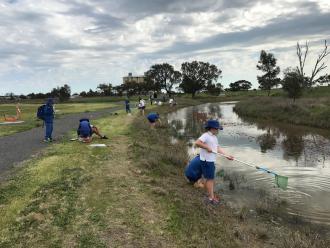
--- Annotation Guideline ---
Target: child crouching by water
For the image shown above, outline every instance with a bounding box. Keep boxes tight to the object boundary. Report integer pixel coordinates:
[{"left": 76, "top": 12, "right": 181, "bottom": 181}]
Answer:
[
  {"left": 185, "top": 154, "right": 205, "bottom": 188},
  {"left": 147, "top": 112, "right": 161, "bottom": 128},
  {"left": 188, "top": 120, "right": 233, "bottom": 205}
]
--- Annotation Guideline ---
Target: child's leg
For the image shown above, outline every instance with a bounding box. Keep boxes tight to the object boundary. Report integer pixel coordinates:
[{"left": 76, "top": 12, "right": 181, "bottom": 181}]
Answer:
[
  {"left": 92, "top": 126, "right": 103, "bottom": 138},
  {"left": 205, "top": 179, "right": 215, "bottom": 199},
  {"left": 45, "top": 122, "right": 53, "bottom": 140},
  {"left": 194, "top": 178, "right": 205, "bottom": 188},
  {"left": 201, "top": 161, "right": 216, "bottom": 200}
]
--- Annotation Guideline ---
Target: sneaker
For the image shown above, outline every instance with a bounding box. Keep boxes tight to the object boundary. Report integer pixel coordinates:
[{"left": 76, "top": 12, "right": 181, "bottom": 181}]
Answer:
[
  {"left": 101, "top": 135, "right": 108, "bottom": 139},
  {"left": 205, "top": 197, "right": 222, "bottom": 206},
  {"left": 43, "top": 138, "right": 53, "bottom": 142}
]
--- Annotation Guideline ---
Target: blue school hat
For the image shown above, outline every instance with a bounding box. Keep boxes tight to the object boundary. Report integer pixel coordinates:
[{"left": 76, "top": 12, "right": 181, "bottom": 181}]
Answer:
[{"left": 204, "top": 120, "right": 223, "bottom": 130}]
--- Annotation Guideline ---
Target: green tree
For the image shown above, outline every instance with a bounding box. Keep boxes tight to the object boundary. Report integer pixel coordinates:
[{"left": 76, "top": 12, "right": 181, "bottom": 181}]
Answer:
[
  {"left": 180, "top": 61, "right": 222, "bottom": 97},
  {"left": 206, "top": 82, "right": 223, "bottom": 95},
  {"left": 122, "top": 81, "right": 141, "bottom": 96},
  {"left": 229, "top": 80, "right": 252, "bottom": 91},
  {"left": 145, "top": 63, "right": 181, "bottom": 96},
  {"left": 97, "top": 83, "right": 113, "bottom": 96},
  {"left": 113, "top": 85, "right": 124, "bottom": 96},
  {"left": 281, "top": 68, "right": 303, "bottom": 102},
  {"left": 256, "top": 50, "right": 281, "bottom": 96},
  {"left": 51, "top": 84, "right": 71, "bottom": 102}
]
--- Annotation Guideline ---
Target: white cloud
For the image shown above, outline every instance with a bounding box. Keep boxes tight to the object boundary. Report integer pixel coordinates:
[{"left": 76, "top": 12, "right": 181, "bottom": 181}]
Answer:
[{"left": 0, "top": 0, "right": 329, "bottom": 94}]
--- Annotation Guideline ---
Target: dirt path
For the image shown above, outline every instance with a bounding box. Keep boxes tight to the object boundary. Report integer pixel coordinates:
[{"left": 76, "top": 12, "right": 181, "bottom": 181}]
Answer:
[{"left": 0, "top": 105, "right": 122, "bottom": 176}]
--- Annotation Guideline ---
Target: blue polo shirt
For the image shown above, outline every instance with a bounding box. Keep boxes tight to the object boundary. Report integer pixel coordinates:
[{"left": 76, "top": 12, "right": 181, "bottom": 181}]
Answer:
[
  {"left": 77, "top": 119, "right": 92, "bottom": 137},
  {"left": 185, "top": 155, "right": 202, "bottom": 182},
  {"left": 147, "top": 113, "right": 159, "bottom": 123}
]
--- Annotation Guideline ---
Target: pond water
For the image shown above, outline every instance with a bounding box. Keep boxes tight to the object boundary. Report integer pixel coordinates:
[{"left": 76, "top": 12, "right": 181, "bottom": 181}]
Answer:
[{"left": 167, "top": 102, "right": 330, "bottom": 226}]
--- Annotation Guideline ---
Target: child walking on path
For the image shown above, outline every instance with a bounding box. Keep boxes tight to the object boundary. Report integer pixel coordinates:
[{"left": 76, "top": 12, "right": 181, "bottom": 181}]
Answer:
[{"left": 195, "top": 120, "right": 234, "bottom": 205}]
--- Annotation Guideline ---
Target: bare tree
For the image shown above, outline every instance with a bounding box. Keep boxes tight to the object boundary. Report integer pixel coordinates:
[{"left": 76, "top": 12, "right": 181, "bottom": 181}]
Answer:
[
  {"left": 296, "top": 40, "right": 330, "bottom": 87},
  {"left": 296, "top": 41, "right": 308, "bottom": 79}
]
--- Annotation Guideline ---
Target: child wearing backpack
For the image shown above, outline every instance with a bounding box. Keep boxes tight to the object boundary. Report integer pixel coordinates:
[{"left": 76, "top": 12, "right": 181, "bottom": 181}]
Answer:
[
  {"left": 39, "top": 98, "right": 55, "bottom": 142},
  {"left": 195, "top": 120, "right": 234, "bottom": 205}
]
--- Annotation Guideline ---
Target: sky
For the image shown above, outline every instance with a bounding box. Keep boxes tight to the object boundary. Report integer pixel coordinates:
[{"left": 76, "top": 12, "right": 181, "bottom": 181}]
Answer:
[{"left": 0, "top": 0, "right": 329, "bottom": 95}]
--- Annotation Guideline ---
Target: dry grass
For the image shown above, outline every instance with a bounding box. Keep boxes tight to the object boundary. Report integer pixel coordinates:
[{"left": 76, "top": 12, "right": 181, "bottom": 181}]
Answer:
[
  {"left": 0, "top": 101, "right": 329, "bottom": 247},
  {"left": 129, "top": 104, "right": 330, "bottom": 248},
  {"left": 234, "top": 96, "right": 330, "bottom": 129}
]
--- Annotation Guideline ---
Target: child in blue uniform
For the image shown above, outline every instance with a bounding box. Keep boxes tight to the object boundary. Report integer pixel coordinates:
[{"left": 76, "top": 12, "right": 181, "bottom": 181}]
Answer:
[
  {"left": 125, "top": 99, "right": 131, "bottom": 114},
  {"left": 77, "top": 118, "right": 108, "bottom": 143},
  {"left": 185, "top": 155, "right": 205, "bottom": 188},
  {"left": 43, "top": 98, "right": 55, "bottom": 142},
  {"left": 147, "top": 112, "right": 161, "bottom": 128},
  {"left": 195, "top": 120, "right": 234, "bottom": 205}
]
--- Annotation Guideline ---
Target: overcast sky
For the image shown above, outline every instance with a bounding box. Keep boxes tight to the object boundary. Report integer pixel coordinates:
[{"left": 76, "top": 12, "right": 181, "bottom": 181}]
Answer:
[{"left": 0, "top": 0, "right": 329, "bottom": 95}]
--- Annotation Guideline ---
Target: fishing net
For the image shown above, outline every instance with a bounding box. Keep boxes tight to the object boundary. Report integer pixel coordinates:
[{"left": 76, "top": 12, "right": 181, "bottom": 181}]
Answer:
[{"left": 275, "top": 175, "right": 288, "bottom": 190}]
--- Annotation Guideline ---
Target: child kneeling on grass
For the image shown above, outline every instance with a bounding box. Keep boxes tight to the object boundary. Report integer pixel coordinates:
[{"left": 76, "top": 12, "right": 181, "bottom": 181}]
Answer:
[
  {"left": 195, "top": 119, "right": 234, "bottom": 205},
  {"left": 77, "top": 118, "right": 108, "bottom": 143}
]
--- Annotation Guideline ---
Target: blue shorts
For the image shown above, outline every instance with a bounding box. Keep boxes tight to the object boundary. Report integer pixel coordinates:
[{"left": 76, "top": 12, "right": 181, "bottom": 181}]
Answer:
[
  {"left": 201, "top": 160, "right": 215, "bottom": 179},
  {"left": 147, "top": 117, "right": 157, "bottom": 123}
]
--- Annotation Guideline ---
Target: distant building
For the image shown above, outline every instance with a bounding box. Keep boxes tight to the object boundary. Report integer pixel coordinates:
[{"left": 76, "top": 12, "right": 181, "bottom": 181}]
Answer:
[{"left": 123, "top": 72, "right": 145, "bottom": 84}]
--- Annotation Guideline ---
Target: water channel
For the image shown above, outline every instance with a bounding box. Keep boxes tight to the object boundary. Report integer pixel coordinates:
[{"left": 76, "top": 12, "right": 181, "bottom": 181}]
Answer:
[{"left": 167, "top": 102, "right": 330, "bottom": 226}]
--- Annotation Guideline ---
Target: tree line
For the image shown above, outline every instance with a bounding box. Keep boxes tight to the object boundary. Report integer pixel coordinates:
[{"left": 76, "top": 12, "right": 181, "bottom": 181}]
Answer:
[
  {"left": 256, "top": 40, "right": 330, "bottom": 100},
  {"left": 5, "top": 40, "right": 329, "bottom": 101}
]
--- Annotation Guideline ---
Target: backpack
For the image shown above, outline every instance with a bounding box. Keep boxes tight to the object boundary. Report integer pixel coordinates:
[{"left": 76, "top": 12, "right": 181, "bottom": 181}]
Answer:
[
  {"left": 37, "top": 104, "right": 46, "bottom": 120},
  {"left": 77, "top": 119, "right": 92, "bottom": 136}
]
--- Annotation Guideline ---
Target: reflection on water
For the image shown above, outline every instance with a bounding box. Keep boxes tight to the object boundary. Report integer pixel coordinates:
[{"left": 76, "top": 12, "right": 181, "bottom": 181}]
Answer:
[
  {"left": 256, "top": 128, "right": 277, "bottom": 153},
  {"left": 168, "top": 102, "right": 330, "bottom": 226}
]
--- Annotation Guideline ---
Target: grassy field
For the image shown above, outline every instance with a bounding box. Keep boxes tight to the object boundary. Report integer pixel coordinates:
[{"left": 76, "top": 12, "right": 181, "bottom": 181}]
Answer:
[
  {"left": 68, "top": 96, "right": 140, "bottom": 103},
  {"left": 234, "top": 96, "right": 330, "bottom": 129},
  {"left": 0, "top": 103, "right": 118, "bottom": 137},
  {"left": 222, "top": 85, "right": 330, "bottom": 98},
  {"left": 0, "top": 102, "right": 329, "bottom": 247},
  {"left": 0, "top": 110, "right": 173, "bottom": 247}
]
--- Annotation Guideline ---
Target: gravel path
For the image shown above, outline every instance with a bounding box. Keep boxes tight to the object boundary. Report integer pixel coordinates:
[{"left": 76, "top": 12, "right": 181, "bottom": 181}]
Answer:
[{"left": 0, "top": 105, "right": 123, "bottom": 176}]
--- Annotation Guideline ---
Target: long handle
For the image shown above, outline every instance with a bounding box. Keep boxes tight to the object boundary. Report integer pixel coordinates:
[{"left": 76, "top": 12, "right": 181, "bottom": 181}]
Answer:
[{"left": 215, "top": 153, "right": 278, "bottom": 176}]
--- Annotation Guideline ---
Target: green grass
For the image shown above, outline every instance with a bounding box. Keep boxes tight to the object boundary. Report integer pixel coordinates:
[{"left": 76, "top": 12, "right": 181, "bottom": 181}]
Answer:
[
  {"left": 185, "top": 85, "right": 330, "bottom": 99},
  {"left": 0, "top": 101, "right": 329, "bottom": 247},
  {"left": 129, "top": 104, "right": 330, "bottom": 247},
  {"left": 234, "top": 96, "right": 330, "bottom": 129},
  {"left": 0, "top": 110, "right": 176, "bottom": 247},
  {"left": 0, "top": 103, "right": 117, "bottom": 137},
  {"left": 68, "top": 95, "right": 139, "bottom": 103}
]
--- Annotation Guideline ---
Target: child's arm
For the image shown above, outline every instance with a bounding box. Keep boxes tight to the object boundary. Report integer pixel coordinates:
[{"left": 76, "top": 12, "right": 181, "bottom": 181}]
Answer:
[
  {"left": 217, "top": 146, "right": 234, "bottom": 160},
  {"left": 195, "top": 139, "right": 213, "bottom": 153}
]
